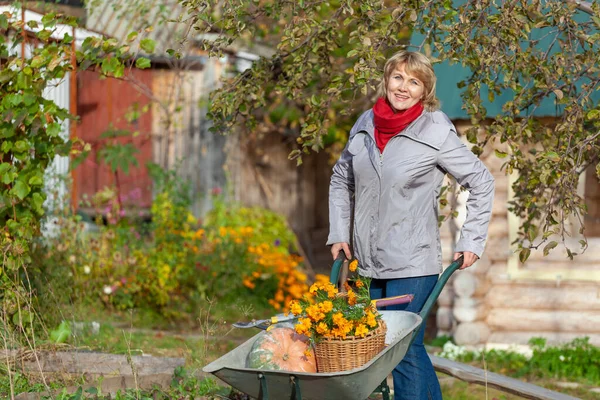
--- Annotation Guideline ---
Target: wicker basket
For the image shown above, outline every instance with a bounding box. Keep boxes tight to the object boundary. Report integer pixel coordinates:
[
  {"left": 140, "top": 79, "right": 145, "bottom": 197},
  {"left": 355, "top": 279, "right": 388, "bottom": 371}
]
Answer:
[{"left": 314, "top": 320, "right": 387, "bottom": 373}]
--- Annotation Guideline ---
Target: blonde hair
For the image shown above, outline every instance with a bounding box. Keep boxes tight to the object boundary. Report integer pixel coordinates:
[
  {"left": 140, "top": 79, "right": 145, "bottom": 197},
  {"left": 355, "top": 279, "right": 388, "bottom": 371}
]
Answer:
[{"left": 377, "top": 50, "right": 439, "bottom": 111}]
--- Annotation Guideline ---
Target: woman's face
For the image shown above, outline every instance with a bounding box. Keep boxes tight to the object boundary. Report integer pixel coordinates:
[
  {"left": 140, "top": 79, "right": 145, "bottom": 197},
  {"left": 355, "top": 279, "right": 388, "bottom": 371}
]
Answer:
[{"left": 386, "top": 63, "right": 425, "bottom": 112}]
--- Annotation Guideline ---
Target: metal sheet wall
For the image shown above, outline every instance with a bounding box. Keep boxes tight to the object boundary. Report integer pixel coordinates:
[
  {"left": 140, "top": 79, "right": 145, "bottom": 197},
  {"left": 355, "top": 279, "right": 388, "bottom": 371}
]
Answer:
[{"left": 43, "top": 74, "right": 71, "bottom": 211}]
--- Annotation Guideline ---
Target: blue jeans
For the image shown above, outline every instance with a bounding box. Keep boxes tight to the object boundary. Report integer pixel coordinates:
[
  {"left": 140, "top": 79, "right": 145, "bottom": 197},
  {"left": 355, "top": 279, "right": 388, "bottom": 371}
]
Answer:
[{"left": 370, "top": 275, "right": 442, "bottom": 400}]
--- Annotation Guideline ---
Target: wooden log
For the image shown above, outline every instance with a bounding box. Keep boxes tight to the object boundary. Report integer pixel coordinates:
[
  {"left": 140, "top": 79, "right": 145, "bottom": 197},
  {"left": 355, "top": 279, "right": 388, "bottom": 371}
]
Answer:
[
  {"left": 468, "top": 252, "right": 492, "bottom": 276},
  {"left": 487, "top": 217, "right": 508, "bottom": 238},
  {"left": 437, "top": 286, "right": 454, "bottom": 307},
  {"left": 488, "top": 331, "right": 600, "bottom": 347},
  {"left": 453, "top": 271, "right": 489, "bottom": 298},
  {"left": 453, "top": 300, "right": 488, "bottom": 323},
  {"left": 492, "top": 189, "right": 508, "bottom": 216},
  {"left": 430, "top": 355, "right": 580, "bottom": 400},
  {"left": 436, "top": 306, "right": 454, "bottom": 331},
  {"left": 454, "top": 321, "right": 490, "bottom": 345},
  {"left": 486, "top": 284, "right": 600, "bottom": 311},
  {"left": 485, "top": 235, "right": 510, "bottom": 262},
  {"left": 487, "top": 309, "right": 600, "bottom": 333}
]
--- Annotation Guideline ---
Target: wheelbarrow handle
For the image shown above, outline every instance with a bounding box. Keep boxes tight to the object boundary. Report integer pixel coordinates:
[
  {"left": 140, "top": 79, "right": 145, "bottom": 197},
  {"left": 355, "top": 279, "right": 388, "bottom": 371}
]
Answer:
[
  {"left": 329, "top": 252, "right": 347, "bottom": 285},
  {"left": 416, "top": 254, "right": 465, "bottom": 339}
]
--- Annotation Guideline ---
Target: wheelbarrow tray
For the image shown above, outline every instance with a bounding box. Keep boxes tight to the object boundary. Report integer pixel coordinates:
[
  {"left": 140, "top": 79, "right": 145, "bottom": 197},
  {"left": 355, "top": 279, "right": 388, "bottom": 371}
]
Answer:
[{"left": 203, "top": 310, "right": 421, "bottom": 400}]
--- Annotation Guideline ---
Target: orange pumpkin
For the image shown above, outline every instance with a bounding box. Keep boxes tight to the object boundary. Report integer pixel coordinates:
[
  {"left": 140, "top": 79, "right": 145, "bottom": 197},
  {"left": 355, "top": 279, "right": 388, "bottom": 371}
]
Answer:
[{"left": 247, "top": 327, "right": 317, "bottom": 372}]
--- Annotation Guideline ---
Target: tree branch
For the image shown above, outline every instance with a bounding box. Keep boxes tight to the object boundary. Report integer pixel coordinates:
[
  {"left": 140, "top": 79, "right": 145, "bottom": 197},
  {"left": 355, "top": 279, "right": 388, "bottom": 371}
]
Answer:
[{"left": 566, "top": 0, "right": 594, "bottom": 15}]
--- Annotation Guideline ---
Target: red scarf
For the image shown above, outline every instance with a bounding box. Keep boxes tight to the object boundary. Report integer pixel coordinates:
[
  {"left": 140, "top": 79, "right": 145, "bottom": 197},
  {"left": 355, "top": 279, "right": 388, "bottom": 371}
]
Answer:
[{"left": 373, "top": 97, "right": 424, "bottom": 153}]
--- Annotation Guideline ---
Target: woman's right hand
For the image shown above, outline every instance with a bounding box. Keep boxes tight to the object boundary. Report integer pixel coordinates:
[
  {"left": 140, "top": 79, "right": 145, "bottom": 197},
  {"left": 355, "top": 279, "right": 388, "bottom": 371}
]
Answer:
[{"left": 331, "top": 242, "right": 351, "bottom": 260}]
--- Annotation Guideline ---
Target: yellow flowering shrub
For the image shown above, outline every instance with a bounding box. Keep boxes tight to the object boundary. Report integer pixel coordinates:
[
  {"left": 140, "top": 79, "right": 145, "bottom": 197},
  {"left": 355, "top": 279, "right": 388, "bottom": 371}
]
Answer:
[{"left": 289, "top": 262, "right": 381, "bottom": 344}]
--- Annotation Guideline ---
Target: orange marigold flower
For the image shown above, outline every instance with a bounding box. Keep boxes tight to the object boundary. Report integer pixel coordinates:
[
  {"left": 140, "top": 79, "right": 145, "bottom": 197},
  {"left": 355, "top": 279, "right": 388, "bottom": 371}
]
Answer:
[
  {"left": 332, "top": 312, "right": 347, "bottom": 327},
  {"left": 366, "top": 312, "right": 377, "bottom": 328},
  {"left": 316, "top": 322, "right": 329, "bottom": 335},
  {"left": 243, "top": 278, "right": 255, "bottom": 289},
  {"left": 295, "top": 323, "right": 309, "bottom": 335},
  {"left": 290, "top": 301, "right": 303, "bottom": 315},
  {"left": 355, "top": 279, "right": 364, "bottom": 288},
  {"left": 355, "top": 323, "right": 369, "bottom": 338},
  {"left": 318, "top": 301, "right": 333, "bottom": 313},
  {"left": 303, "top": 348, "right": 312, "bottom": 358},
  {"left": 347, "top": 290, "right": 357, "bottom": 306},
  {"left": 349, "top": 259, "right": 358, "bottom": 272},
  {"left": 306, "top": 304, "right": 325, "bottom": 322},
  {"left": 219, "top": 227, "right": 227, "bottom": 237}
]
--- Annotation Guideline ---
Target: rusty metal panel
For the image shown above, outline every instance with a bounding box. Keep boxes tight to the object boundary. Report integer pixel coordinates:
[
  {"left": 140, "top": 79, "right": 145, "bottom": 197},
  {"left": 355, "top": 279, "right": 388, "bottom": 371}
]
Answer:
[{"left": 75, "top": 69, "right": 154, "bottom": 211}]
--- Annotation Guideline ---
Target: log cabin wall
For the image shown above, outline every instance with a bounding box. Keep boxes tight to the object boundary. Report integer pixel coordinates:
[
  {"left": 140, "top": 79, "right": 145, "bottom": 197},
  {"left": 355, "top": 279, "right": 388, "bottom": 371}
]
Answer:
[{"left": 445, "top": 121, "right": 600, "bottom": 347}]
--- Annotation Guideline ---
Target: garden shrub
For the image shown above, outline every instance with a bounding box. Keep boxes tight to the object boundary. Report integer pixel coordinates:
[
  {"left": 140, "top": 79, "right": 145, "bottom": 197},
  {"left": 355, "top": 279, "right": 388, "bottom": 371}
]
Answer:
[{"left": 33, "top": 168, "right": 310, "bottom": 325}]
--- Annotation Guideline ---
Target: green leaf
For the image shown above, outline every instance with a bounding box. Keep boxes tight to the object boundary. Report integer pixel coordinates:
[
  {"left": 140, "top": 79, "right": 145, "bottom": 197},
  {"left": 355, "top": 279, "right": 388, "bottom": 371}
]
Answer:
[
  {"left": 543, "top": 241, "right": 558, "bottom": 256},
  {"left": 47, "top": 122, "right": 62, "bottom": 137},
  {"left": 31, "top": 192, "right": 45, "bottom": 215},
  {"left": 494, "top": 149, "right": 508, "bottom": 159},
  {"left": 140, "top": 38, "right": 156, "bottom": 54},
  {"left": 0, "top": 14, "right": 9, "bottom": 30},
  {"left": 41, "top": 12, "right": 57, "bottom": 27},
  {"left": 10, "top": 180, "right": 31, "bottom": 200},
  {"left": 544, "top": 151, "right": 560, "bottom": 162},
  {"left": 50, "top": 321, "right": 71, "bottom": 344},
  {"left": 0, "top": 163, "right": 11, "bottom": 176},
  {"left": 519, "top": 248, "right": 531, "bottom": 263},
  {"left": 28, "top": 175, "right": 44, "bottom": 186},
  {"left": 586, "top": 109, "right": 599, "bottom": 120},
  {"left": 85, "top": 387, "right": 98, "bottom": 395},
  {"left": 13, "top": 140, "right": 29, "bottom": 153},
  {"left": 37, "top": 30, "right": 52, "bottom": 41},
  {"left": 135, "top": 57, "right": 151, "bottom": 69},
  {"left": 127, "top": 31, "right": 139, "bottom": 42}
]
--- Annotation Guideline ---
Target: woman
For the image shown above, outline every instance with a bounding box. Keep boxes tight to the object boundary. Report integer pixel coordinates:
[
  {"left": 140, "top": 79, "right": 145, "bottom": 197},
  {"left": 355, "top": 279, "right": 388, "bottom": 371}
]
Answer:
[{"left": 327, "top": 51, "right": 494, "bottom": 399}]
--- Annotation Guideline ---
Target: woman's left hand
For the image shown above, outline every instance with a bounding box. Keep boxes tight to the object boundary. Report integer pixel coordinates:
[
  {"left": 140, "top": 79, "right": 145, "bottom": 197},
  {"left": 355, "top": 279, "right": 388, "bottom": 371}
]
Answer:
[{"left": 453, "top": 251, "right": 479, "bottom": 270}]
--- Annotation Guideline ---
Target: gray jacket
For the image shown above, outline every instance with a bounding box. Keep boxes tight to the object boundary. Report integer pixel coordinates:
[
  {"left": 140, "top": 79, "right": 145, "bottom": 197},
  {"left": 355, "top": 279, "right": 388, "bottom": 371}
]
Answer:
[{"left": 327, "top": 109, "right": 495, "bottom": 279}]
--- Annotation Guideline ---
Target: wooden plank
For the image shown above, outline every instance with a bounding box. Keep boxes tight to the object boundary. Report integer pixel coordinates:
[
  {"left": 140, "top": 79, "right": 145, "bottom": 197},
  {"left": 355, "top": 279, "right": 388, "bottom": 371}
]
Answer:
[
  {"left": 487, "top": 308, "right": 600, "bottom": 333},
  {"left": 486, "top": 283, "right": 600, "bottom": 311},
  {"left": 430, "top": 354, "right": 580, "bottom": 400}
]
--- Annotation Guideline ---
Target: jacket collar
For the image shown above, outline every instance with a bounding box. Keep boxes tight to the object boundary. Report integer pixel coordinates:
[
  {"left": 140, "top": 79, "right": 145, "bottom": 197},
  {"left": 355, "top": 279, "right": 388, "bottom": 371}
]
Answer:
[{"left": 356, "top": 109, "right": 443, "bottom": 151}]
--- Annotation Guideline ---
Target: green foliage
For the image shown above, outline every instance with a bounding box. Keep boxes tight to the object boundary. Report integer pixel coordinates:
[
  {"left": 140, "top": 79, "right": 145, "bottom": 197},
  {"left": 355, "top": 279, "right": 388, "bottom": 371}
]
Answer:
[
  {"left": 49, "top": 321, "right": 72, "bottom": 344},
  {"left": 34, "top": 166, "right": 309, "bottom": 324},
  {"left": 181, "top": 0, "right": 600, "bottom": 253},
  {"left": 528, "top": 337, "right": 600, "bottom": 384},
  {"left": 0, "top": 5, "right": 157, "bottom": 341},
  {"left": 439, "top": 336, "right": 600, "bottom": 385}
]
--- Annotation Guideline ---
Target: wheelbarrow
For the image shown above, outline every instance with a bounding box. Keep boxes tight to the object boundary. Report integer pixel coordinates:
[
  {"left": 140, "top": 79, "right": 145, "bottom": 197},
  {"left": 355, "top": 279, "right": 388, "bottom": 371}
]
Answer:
[{"left": 203, "top": 254, "right": 464, "bottom": 400}]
